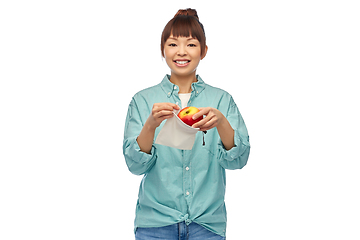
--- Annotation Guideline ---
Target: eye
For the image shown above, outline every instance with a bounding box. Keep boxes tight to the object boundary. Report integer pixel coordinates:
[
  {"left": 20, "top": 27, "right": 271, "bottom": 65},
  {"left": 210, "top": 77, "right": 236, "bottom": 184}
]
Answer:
[
  {"left": 188, "top": 44, "right": 197, "bottom": 47},
  {"left": 169, "top": 43, "right": 177, "bottom": 47}
]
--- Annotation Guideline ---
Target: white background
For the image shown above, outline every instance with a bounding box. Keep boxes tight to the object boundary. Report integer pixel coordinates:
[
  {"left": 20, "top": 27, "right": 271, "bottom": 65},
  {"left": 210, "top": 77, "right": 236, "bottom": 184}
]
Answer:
[{"left": 1, "top": 0, "right": 359, "bottom": 239}]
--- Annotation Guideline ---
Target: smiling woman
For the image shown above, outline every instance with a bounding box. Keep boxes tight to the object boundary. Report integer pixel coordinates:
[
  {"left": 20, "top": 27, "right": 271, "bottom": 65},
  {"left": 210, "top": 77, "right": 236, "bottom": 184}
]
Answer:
[{"left": 123, "top": 8, "right": 250, "bottom": 240}]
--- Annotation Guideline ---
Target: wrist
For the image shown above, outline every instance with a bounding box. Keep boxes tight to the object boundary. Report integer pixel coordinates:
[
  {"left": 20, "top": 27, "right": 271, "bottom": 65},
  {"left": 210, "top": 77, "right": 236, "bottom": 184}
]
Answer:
[
  {"left": 216, "top": 113, "right": 235, "bottom": 151},
  {"left": 137, "top": 121, "right": 157, "bottom": 154},
  {"left": 144, "top": 120, "right": 157, "bottom": 132},
  {"left": 216, "top": 110, "right": 226, "bottom": 127}
]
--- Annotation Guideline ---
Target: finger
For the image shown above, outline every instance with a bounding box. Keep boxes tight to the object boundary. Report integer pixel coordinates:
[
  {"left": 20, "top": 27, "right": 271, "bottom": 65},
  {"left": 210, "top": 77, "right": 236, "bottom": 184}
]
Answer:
[
  {"left": 197, "top": 118, "right": 217, "bottom": 131},
  {"left": 168, "top": 103, "right": 180, "bottom": 110},
  {"left": 199, "top": 122, "right": 217, "bottom": 131},
  {"left": 159, "top": 114, "right": 175, "bottom": 121},
  {"left": 192, "top": 113, "right": 215, "bottom": 128},
  {"left": 192, "top": 108, "right": 209, "bottom": 120},
  {"left": 153, "top": 103, "right": 179, "bottom": 114},
  {"left": 154, "top": 105, "right": 172, "bottom": 112},
  {"left": 151, "top": 112, "right": 174, "bottom": 127},
  {"left": 153, "top": 110, "right": 174, "bottom": 119},
  {"left": 162, "top": 102, "right": 180, "bottom": 109}
]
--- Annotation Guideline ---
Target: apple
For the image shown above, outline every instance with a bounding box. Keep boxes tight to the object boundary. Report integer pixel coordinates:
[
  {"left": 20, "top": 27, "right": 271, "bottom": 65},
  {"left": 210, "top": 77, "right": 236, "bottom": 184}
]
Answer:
[{"left": 177, "top": 106, "right": 203, "bottom": 127}]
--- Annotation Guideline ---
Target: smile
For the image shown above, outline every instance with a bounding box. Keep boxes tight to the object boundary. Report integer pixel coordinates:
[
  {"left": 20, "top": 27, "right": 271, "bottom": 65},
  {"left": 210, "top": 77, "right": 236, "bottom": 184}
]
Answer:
[{"left": 174, "top": 60, "right": 191, "bottom": 67}]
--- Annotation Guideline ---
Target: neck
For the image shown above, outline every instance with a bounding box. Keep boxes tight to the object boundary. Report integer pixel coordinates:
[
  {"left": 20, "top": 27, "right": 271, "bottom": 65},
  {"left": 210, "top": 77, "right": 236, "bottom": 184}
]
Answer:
[{"left": 169, "top": 72, "right": 197, "bottom": 93}]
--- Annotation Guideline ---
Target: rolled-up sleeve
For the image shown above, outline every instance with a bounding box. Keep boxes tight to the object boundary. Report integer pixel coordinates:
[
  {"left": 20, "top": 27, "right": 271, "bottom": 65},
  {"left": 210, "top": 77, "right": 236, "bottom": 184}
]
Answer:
[
  {"left": 123, "top": 98, "right": 157, "bottom": 175},
  {"left": 218, "top": 97, "right": 250, "bottom": 170}
]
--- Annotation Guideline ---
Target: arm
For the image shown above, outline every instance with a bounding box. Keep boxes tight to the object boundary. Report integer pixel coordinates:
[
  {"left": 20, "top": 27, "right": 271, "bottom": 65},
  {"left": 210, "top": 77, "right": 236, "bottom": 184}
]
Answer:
[
  {"left": 218, "top": 100, "right": 250, "bottom": 170},
  {"left": 123, "top": 98, "right": 155, "bottom": 175},
  {"left": 192, "top": 98, "right": 250, "bottom": 170},
  {"left": 123, "top": 100, "right": 179, "bottom": 175},
  {"left": 215, "top": 113, "right": 235, "bottom": 150}
]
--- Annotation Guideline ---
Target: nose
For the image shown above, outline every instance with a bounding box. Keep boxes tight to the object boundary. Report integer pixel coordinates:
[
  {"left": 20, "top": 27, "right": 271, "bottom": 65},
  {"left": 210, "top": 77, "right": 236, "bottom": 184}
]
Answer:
[{"left": 177, "top": 45, "right": 187, "bottom": 56}]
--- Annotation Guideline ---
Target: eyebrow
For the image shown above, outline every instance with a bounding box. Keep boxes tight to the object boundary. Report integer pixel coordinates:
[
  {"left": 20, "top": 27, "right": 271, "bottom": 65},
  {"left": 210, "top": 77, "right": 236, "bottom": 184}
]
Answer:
[{"left": 169, "top": 37, "right": 197, "bottom": 41}]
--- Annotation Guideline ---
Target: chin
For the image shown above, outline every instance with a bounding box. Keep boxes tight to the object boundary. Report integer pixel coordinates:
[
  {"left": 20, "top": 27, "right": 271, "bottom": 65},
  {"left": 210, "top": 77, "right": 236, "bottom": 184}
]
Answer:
[{"left": 171, "top": 69, "right": 197, "bottom": 77}]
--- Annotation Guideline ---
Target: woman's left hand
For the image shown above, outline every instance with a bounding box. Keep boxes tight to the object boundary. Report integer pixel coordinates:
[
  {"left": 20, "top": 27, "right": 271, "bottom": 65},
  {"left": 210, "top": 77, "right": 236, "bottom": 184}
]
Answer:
[
  {"left": 191, "top": 107, "right": 225, "bottom": 131},
  {"left": 192, "top": 107, "right": 235, "bottom": 150}
]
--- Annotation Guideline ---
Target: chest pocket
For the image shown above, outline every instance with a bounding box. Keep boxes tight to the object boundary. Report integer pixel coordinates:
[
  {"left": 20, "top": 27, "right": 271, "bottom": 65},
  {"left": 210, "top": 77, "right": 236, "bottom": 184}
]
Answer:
[{"left": 197, "top": 129, "right": 217, "bottom": 156}]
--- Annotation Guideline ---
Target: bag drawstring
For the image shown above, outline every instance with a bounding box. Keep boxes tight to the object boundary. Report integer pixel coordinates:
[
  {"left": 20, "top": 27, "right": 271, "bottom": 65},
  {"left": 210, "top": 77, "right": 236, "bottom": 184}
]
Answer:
[{"left": 202, "top": 131, "right": 207, "bottom": 146}]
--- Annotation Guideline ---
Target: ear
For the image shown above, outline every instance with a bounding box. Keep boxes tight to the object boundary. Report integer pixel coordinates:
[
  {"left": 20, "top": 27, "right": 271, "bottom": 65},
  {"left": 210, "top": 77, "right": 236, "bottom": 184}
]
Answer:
[{"left": 201, "top": 45, "right": 208, "bottom": 60}]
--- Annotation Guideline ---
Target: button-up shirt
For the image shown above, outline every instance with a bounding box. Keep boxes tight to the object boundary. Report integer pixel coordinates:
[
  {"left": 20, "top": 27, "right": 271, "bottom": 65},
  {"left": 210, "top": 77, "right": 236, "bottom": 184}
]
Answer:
[{"left": 123, "top": 75, "right": 250, "bottom": 237}]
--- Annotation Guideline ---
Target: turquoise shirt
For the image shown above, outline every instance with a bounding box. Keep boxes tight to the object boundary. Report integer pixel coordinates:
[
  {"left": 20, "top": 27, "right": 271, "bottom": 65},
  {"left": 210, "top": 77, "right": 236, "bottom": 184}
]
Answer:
[{"left": 123, "top": 75, "right": 250, "bottom": 237}]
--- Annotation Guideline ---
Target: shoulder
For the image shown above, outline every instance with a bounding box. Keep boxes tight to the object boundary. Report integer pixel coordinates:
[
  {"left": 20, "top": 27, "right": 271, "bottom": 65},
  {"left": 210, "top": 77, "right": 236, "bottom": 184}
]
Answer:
[
  {"left": 205, "top": 82, "right": 231, "bottom": 95},
  {"left": 198, "top": 78, "right": 239, "bottom": 112},
  {"left": 134, "top": 82, "right": 162, "bottom": 96},
  {"left": 131, "top": 82, "right": 163, "bottom": 101},
  {"left": 204, "top": 82, "right": 235, "bottom": 103}
]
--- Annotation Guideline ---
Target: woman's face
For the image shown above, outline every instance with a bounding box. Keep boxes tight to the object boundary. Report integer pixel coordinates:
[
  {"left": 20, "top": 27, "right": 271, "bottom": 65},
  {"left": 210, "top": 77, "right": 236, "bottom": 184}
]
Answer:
[{"left": 163, "top": 35, "right": 206, "bottom": 78}]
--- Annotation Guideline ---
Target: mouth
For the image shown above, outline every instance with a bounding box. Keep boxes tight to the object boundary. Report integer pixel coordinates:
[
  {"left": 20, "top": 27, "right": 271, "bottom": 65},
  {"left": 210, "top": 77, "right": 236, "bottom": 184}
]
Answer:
[{"left": 174, "top": 59, "right": 191, "bottom": 67}]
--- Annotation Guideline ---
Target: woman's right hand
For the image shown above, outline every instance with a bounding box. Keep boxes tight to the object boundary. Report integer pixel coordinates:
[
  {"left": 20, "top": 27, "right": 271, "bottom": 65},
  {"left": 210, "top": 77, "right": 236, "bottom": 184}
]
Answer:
[
  {"left": 137, "top": 103, "right": 179, "bottom": 154},
  {"left": 146, "top": 103, "right": 180, "bottom": 130}
]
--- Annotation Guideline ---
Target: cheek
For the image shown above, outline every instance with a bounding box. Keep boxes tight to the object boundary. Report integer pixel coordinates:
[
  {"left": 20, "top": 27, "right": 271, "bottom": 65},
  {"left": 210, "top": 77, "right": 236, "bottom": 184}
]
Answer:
[
  {"left": 190, "top": 48, "right": 202, "bottom": 59},
  {"left": 164, "top": 55, "right": 173, "bottom": 65},
  {"left": 164, "top": 49, "right": 173, "bottom": 61}
]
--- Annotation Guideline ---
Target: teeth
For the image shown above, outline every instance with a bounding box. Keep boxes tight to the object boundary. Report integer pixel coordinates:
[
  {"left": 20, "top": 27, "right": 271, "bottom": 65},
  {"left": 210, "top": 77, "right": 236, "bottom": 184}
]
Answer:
[{"left": 176, "top": 61, "right": 189, "bottom": 65}]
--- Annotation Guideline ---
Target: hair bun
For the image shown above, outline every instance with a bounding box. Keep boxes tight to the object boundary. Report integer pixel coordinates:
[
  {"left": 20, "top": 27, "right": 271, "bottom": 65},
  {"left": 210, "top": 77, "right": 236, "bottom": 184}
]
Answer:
[{"left": 174, "top": 8, "right": 199, "bottom": 20}]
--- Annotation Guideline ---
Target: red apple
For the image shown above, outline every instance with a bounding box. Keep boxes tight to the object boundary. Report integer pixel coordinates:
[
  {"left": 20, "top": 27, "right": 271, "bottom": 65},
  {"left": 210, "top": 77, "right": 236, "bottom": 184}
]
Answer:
[{"left": 177, "top": 106, "right": 203, "bottom": 127}]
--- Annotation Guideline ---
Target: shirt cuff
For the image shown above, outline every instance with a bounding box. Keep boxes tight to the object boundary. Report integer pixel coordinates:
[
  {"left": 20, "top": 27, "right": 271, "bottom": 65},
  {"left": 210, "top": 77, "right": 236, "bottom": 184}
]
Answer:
[
  {"left": 217, "top": 129, "right": 250, "bottom": 161},
  {"left": 127, "top": 136, "right": 156, "bottom": 164}
]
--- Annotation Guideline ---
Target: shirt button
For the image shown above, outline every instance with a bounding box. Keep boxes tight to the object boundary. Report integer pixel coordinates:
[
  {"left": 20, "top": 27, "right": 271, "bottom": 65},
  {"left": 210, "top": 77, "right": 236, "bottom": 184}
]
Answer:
[
  {"left": 168, "top": 92, "right": 171, "bottom": 95},
  {"left": 186, "top": 191, "right": 190, "bottom": 196},
  {"left": 186, "top": 167, "right": 189, "bottom": 171},
  {"left": 174, "top": 86, "right": 177, "bottom": 89}
]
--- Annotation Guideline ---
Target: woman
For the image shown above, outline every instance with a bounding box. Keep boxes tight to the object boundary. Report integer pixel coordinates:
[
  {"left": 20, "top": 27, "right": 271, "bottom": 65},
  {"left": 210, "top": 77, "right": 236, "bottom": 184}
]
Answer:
[{"left": 123, "top": 8, "right": 250, "bottom": 240}]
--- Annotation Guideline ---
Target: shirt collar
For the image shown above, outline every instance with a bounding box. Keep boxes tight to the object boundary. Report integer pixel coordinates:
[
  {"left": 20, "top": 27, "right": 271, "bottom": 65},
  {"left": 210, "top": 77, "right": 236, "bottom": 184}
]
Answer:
[{"left": 160, "top": 74, "right": 206, "bottom": 98}]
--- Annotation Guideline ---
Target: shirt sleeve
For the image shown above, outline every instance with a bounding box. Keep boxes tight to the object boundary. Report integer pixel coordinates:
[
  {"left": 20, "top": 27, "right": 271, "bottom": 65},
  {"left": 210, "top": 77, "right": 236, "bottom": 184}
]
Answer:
[
  {"left": 123, "top": 98, "right": 157, "bottom": 175},
  {"left": 217, "top": 97, "right": 250, "bottom": 170}
]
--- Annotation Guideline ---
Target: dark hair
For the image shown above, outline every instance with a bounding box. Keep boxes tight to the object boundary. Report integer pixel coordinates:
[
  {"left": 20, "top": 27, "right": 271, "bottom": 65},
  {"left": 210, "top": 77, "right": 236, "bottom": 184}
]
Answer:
[{"left": 161, "top": 8, "right": 206, "bottom": 57}]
